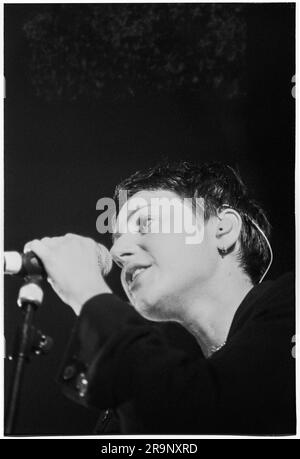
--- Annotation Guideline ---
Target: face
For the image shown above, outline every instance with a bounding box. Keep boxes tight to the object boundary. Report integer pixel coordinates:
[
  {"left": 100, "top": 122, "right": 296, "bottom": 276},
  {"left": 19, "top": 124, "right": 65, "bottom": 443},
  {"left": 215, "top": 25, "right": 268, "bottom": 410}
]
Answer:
[{"left": 110, "top": 189, "right": 219, "bottom": 321}]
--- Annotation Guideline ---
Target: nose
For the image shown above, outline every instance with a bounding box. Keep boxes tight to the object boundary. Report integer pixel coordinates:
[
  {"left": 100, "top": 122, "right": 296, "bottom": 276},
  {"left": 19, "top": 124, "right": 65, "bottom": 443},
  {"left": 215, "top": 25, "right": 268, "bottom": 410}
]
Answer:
[{"left": 110, "top": 234, "right": 139, "bottom": 268}]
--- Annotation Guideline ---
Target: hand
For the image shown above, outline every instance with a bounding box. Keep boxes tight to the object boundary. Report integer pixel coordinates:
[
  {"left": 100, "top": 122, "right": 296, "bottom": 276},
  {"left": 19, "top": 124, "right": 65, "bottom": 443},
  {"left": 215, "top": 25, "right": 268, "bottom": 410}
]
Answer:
[{"left": 24, "top": 234, "right": 112, "bottom": 315}]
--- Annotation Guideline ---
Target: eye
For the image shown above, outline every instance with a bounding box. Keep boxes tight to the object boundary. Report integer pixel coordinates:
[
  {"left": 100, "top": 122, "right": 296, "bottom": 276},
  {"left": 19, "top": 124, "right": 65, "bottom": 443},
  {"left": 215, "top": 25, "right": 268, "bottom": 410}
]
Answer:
[{"left": 138, "top": 215, "right": 153, "bottom": 233}]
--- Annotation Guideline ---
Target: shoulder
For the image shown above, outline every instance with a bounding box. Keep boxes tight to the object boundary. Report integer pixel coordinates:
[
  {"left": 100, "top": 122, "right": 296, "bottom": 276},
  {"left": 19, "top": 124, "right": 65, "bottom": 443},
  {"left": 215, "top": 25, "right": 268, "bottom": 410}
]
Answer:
[
  {"left": 253, "top": 272, "right": 294, "bottom": 315},
  {"left": 229, "top": 272, "right": 295, "bottom": 338}
]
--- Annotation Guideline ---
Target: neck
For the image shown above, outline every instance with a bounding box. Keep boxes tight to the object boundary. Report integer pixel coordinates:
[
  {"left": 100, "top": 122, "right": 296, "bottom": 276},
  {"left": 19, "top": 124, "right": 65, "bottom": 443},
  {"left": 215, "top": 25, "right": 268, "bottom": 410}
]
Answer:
[{"left": 178, "top": 266, "right": 253, "bottom": 358}]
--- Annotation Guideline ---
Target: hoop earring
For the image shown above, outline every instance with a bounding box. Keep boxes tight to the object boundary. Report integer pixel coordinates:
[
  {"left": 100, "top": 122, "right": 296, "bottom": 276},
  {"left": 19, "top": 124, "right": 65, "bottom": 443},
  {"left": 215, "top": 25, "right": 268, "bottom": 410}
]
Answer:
[{"left": 219, "top": 247, "right": 228, "bottom": 258}]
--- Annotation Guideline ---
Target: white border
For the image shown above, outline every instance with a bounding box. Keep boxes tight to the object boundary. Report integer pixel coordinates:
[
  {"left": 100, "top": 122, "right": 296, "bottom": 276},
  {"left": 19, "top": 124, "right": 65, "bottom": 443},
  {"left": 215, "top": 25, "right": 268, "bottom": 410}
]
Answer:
[{"left": 0, "top": 0, "right": 298, "bottom": 440}]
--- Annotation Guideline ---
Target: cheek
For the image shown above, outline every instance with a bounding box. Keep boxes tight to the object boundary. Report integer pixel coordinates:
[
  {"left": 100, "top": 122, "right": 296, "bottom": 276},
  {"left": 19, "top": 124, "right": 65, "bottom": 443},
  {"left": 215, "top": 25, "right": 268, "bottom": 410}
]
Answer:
[
  {"left": 148, "top": 234, "right": 201, "bottom": 272},
  {"left": 153, "top": 239, "right": 201, "bottom": 286},
  {"left": 163, "top": 237, "right": 216, "bottom": 284},
  {"left": 140, "top": 232, "right": 216, "bottom": 294}
]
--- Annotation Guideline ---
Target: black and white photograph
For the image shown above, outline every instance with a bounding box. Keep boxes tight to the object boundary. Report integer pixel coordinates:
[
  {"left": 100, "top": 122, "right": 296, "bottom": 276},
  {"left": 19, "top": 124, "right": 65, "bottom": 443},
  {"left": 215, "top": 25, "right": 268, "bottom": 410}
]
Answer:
[{"left": 3, "top": 2, "right": 297, "bottom": 438}]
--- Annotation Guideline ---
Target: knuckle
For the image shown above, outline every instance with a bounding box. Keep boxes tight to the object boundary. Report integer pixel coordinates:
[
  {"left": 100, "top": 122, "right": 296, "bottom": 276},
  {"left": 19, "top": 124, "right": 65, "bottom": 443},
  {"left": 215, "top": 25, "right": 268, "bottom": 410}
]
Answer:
[
  {"left": 24, "top": 241, "right": 32, "bottom": 252},
  {"left": 26, "top": 239, "right": 49, "bottom": 259},
  {"left": 40, "top": 236, "right": 61, "bottom": 250},
  {"left": 41, "top": 237, "right": 51, "bottom": 245},
  {"left": 24, "top": 239, "right": 39, "bottom": 251},
  {"left": 64, "top": 233, "right": 80, "bottom": 243}
]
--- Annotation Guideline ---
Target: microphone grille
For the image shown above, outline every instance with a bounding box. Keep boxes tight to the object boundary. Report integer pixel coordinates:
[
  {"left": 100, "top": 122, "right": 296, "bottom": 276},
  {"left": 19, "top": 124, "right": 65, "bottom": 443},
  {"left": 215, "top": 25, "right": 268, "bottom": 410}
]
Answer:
[
  {"left": 4, "top": 251, "right": 23, "bottom": 275},
  {"left": 97, "top": 244, "right": 113, "bottom": 277}
]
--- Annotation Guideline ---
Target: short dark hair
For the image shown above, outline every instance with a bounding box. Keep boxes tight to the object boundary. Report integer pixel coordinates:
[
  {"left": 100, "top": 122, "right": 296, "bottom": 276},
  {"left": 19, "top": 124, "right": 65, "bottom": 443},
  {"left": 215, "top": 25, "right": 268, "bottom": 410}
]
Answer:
[{"left": 114, "top": 161, "right": 271, "bottom": 284}]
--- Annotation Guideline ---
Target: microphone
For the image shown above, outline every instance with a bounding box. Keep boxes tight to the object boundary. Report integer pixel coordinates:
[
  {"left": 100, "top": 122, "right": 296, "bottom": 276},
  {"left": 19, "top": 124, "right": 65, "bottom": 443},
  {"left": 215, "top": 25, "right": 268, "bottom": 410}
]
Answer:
[{"left": 4, "top": 244, "right": 113, "bottom": 278}]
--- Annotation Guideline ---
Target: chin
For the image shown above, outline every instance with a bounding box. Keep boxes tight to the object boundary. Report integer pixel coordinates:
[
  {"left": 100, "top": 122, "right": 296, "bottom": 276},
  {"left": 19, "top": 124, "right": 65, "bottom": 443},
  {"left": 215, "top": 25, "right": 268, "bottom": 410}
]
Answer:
[
  {"left": 133, "top": 294, "right": 173, "bottom": 322},
  {"left": 133, "top": 301, "right": 160, "bottom": 321}
]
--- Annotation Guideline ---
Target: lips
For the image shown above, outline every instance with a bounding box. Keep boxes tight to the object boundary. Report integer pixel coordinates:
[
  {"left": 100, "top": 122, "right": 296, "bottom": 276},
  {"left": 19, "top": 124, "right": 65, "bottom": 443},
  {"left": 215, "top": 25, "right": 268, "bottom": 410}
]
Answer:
[{"left": 125, "top": 264, "right": 152, "bottom": 289}]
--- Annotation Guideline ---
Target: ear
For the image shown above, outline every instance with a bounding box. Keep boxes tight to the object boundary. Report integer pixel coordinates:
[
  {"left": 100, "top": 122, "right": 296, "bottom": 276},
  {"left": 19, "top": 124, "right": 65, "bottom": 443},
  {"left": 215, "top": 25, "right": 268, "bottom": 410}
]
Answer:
[{"left": 215, "top": 208, "right": 242, "bottom": 254}]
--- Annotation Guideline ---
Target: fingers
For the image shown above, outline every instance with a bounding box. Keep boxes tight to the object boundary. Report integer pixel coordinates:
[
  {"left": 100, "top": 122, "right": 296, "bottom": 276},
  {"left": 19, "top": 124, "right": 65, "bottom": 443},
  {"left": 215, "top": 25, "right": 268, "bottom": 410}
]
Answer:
[
  {"left": 24, "top": 235, "right": 70, "bottom": 253},
  {"left": 23, "top": 239, "right": 51, "bottom": 262},
  {"left": 22, "top": 234, "right": 112, "bottom": 312},
  {"left": 24, "top": 234, "right": 101, "bottom": 265},
  {"left": 23, "top": 234, "right": 97, "bottom": 262}
]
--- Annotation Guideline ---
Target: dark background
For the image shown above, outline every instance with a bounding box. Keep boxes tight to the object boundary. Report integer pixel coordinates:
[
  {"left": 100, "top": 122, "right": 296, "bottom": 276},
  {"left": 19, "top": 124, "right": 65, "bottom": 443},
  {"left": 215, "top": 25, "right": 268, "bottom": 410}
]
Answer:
[{"left": 4, "top": 4, "right": 295, "bottom": 435}]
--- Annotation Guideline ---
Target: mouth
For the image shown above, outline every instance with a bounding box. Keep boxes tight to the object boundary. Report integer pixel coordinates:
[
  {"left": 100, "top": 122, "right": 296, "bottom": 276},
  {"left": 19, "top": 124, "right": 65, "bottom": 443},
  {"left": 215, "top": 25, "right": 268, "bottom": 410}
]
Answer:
[{"left": 125, "top": 265, "right": 152, "bottom": 289}]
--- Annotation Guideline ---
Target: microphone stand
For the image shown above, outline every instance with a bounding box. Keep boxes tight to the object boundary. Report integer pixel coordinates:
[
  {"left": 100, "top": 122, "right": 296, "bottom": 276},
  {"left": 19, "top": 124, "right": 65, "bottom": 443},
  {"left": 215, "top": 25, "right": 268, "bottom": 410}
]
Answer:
[{"left": 5, "top": 276, "right": 53, "bottom": 435}]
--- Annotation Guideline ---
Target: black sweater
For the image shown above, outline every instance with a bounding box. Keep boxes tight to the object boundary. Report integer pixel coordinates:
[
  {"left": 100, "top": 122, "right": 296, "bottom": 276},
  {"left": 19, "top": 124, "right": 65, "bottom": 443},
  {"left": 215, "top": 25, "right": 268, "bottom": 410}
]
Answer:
[{"left": 58, "top": 272, "right": 296, "bottom": 435}]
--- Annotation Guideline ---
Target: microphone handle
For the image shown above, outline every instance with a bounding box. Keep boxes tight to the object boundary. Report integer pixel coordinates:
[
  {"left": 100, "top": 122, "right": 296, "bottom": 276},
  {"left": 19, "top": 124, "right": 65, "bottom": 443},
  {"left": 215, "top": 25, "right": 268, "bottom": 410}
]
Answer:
[
  {"left": 5, "top": 245, "right": 112, "bottom": 277},
  {"left": 4, "top": 251, "right": 46, "bottom": 277},
  {"left": 21, "top": 251, "right": 46, "bottom": 277}
]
